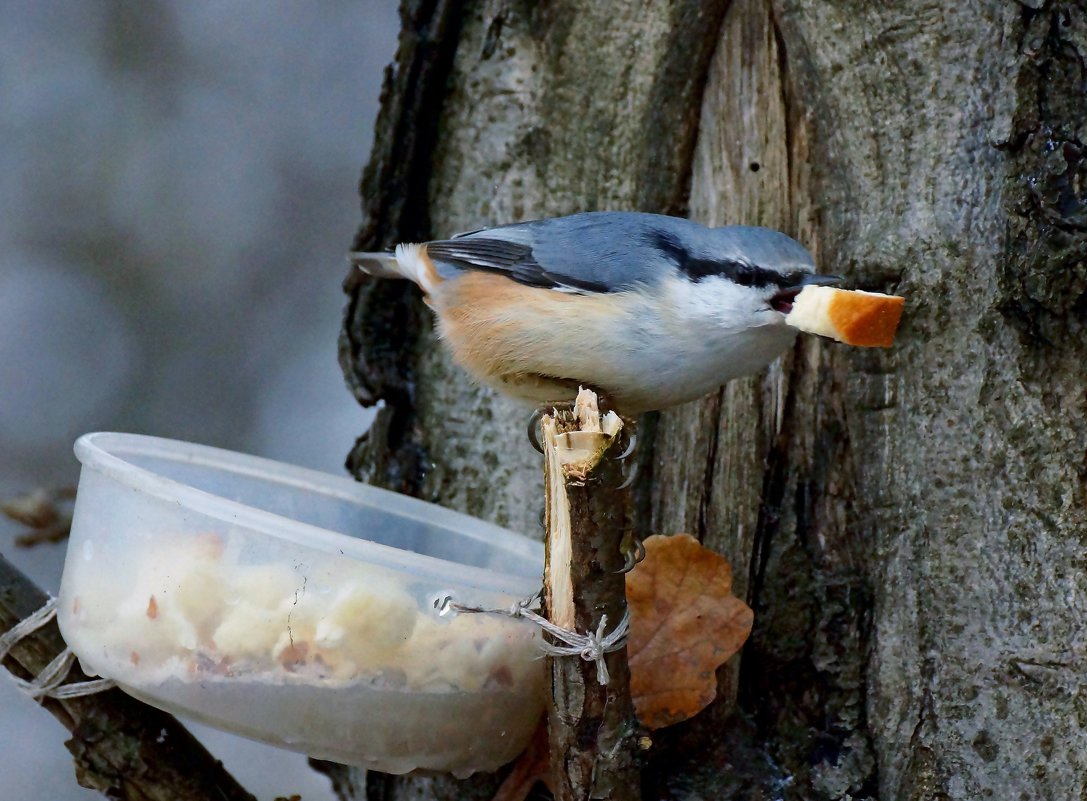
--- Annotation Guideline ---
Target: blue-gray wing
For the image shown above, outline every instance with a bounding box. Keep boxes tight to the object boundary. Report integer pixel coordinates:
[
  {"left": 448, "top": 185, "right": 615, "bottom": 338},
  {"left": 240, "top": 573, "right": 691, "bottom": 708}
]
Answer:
[
  {"left": 426, "top": 232, "right": 609, "bottom": 293},
  {"left": 426, "top": 211, "right": 815, "bottom": 293},
  {"left": 427, "top": 211, "right": 690, "bottom": 293}
]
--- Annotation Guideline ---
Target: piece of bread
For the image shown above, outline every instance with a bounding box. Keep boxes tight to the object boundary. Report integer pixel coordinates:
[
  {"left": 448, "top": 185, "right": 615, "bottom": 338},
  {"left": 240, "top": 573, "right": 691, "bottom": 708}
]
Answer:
[{"left": 786, "top": 286, "right": 904, "bottom": 348}]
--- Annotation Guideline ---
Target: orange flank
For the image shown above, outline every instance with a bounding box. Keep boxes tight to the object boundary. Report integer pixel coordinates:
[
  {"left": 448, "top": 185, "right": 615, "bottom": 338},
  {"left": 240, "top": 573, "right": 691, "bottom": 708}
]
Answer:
[{"left": 434, "top": 270, "right": 623, "bottom": 386}]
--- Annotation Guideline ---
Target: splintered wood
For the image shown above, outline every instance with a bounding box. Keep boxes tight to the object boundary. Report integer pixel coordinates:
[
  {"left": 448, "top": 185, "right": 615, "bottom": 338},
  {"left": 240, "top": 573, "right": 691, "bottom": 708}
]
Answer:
[
  {"left": 550, "top": 390, "right": 623, "bottom": 479},
  {"left": 540, "top": 388, "right": 640, "bottom": 801},
  {"left": 541, "top": 389, "right": 623, "bottom": 629}
]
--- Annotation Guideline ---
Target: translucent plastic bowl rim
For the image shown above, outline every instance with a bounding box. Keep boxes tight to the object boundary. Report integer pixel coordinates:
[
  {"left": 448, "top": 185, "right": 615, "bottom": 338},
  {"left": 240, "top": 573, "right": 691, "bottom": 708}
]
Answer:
[{"left": 74, "top": 432, "right": 543, "bottom": 596}]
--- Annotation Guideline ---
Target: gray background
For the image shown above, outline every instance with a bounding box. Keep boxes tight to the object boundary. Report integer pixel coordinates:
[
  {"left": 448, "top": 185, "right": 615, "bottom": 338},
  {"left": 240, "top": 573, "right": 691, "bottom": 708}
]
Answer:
[{"left": 0, "top": 2, "right": 397, "bottom": 798}]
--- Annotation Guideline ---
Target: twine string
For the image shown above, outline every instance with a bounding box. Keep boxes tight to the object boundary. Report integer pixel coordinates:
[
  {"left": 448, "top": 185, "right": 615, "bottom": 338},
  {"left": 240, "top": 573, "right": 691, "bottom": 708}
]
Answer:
[
  {"left": 0, "top": 596, "right": 59, "bottom": 662},
  {"left": 440, "top": 592, "right": 630, "bottom": 686},
  {"left": 0, "top": 597, "right": 115, "bottom": 699}
]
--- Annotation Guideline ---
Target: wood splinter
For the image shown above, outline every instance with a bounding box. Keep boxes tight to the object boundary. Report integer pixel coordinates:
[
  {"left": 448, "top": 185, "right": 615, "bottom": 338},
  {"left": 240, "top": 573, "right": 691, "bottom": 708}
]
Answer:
[{"left": 540, "top": 388, "right": 643, "bottom": 801}]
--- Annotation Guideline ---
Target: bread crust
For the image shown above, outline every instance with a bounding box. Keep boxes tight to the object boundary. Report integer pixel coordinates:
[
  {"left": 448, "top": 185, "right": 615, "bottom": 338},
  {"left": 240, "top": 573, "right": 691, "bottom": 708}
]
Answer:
[{"left": 787, "top": 286, "right": 904, "bottom": 348}]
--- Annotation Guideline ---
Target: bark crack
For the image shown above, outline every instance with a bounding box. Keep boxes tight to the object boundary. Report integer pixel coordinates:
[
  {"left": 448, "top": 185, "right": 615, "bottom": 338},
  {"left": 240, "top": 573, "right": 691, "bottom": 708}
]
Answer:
[{"left": 696, "top": 390, "right": 724, "bottom": 545}]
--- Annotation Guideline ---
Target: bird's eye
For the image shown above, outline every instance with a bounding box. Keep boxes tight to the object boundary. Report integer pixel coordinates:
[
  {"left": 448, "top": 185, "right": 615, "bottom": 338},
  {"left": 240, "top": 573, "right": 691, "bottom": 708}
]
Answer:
[{"left": 735, "top": 264, "right": 755, "bottom": 286}]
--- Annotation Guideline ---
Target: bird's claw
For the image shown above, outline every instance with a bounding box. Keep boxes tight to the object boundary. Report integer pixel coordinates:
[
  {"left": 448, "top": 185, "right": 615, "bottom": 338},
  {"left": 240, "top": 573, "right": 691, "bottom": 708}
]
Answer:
[
  {"left": 616, "top": 532, "right": 646, "bottom": 573},
  {"left": 527, "top": 407, "right": 546, "bottom": 454},
  {"left": 614, "top": 427, "right": 637, "bottom": 461}
]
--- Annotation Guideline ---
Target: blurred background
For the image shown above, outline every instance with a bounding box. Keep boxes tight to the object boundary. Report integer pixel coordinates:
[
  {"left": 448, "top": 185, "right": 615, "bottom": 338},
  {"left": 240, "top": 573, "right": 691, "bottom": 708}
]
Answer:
[{"left": 0, "top": 2, "right": 398, "bottom": 798}]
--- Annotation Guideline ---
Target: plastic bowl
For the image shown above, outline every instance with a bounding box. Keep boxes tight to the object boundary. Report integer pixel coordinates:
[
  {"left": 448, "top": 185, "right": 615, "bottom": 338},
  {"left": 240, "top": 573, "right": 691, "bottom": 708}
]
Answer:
[{"left": 57, "top": 433, "right": 546, "bottom": 776}]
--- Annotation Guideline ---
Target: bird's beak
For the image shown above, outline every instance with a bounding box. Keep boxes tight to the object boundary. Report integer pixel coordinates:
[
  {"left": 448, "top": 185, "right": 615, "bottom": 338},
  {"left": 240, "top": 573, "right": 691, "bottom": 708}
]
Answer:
[
  {"left": 798, "top": 274, "right": 842, "bottom": 288},
  {"left": 771, "top": 273, "right": 842, "bottom": 314}
]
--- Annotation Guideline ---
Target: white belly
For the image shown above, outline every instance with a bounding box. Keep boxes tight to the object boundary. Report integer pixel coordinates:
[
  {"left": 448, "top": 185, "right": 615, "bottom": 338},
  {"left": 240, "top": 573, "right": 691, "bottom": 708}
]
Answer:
[
  {"left": 433, "top": 272, "right": 796, "bottom": 413},
  {"left": 586, "top": 304, "right": 796, "bottom": 411}
]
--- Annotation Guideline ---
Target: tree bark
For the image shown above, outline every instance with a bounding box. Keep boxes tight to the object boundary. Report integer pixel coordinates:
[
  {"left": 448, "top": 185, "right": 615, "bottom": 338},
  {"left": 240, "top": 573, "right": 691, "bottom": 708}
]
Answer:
[{"left": 341, "top": 1, "right": 1087, "bottom": 799}]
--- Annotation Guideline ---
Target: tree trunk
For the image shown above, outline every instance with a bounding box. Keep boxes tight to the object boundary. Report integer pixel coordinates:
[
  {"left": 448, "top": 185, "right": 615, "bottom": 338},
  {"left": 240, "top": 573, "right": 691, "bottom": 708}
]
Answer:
[{"left": 339, "top": 1, "right": 1087, "bottom": 799}]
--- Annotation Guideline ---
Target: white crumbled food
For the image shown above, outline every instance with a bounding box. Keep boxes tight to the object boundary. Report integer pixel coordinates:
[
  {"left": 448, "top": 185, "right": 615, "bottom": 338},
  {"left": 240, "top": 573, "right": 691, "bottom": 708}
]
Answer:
[
  {"left": 784, "top": 284, "right": 840, "bottom": 340},
  {"left": 88, "top": 533, "right": 227, "bottom": 659},
  {"left": 66, "top": 531, "right": 538, "bottom": 695},
  {"left": 229, "top": 563, "right": 301, "bottom": 609},
  {"left": 62, "top": 530, "right": 548, "bottom": 776},
  {"left": 314, "top": 579, "right": 418, "bottom": 666},
  {"left": 212, "top": 601, "right": 283, "bottom": 659}
]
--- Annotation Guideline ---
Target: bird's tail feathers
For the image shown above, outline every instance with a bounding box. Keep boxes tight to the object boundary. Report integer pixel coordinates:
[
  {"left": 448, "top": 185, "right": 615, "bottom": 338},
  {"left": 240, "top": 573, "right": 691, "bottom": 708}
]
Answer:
[
  {"left": 349, "top": 251, "right": 404, "bottom": 280},
  {"left": 349, "top": 244, "right": 439, "bottom": 295}
]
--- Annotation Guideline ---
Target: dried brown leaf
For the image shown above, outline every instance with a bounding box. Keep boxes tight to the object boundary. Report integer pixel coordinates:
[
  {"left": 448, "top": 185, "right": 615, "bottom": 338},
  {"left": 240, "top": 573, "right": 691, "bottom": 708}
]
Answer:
[
  {"left": 2, "top": 486, "right": 76, "bottom": 547},
  {"left": 625, "top": 533, "right": 753, "bottom": 730}
]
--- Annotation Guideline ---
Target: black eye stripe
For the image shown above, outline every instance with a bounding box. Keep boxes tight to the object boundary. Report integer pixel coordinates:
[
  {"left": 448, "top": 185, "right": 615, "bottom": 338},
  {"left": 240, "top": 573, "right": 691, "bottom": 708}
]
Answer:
[{"left": 651, "top": 231, "right": 799, "bottom": 289}]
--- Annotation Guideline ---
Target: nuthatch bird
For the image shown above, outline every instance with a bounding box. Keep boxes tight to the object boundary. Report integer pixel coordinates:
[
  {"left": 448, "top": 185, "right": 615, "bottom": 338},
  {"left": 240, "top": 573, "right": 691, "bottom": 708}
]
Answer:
[{"left": 351, "top": 211, "right": 838, "bottom": 414}]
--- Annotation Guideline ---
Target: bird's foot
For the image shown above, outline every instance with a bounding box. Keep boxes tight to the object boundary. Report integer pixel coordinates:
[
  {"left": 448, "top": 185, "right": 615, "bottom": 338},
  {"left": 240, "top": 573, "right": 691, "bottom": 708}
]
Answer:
[{"left": 616, "top": 530, "right": 647, "bottom": 573}]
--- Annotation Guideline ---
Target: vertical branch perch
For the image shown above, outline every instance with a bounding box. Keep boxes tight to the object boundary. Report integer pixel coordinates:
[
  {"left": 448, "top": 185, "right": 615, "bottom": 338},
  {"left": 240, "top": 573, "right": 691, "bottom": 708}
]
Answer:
[{"left": 541, "top": 389, "right": 642, "bottom": 801}]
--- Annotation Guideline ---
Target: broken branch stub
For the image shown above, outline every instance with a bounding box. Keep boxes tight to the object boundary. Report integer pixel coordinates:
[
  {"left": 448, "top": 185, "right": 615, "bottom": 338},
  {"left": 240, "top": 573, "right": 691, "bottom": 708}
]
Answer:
[{"left": 541, "top": 388, "right": 642, "bottom": 801}]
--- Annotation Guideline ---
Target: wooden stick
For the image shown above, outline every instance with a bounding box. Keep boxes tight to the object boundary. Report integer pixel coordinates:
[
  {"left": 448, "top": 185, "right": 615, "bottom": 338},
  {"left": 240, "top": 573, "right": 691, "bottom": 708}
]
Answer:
[
  {"left": 541, "top": 389, "right": 642, "bottom": 801},
  {"left": 0, "top": 551, "right": 257, "bottom": 801}
]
